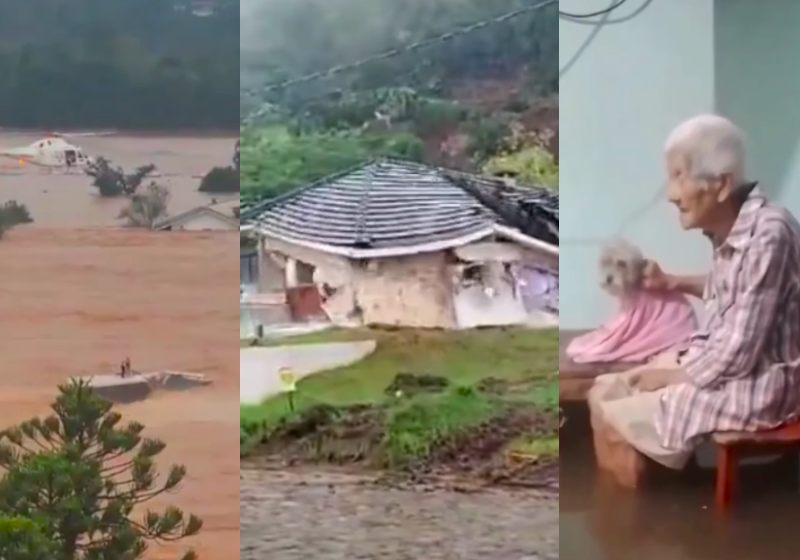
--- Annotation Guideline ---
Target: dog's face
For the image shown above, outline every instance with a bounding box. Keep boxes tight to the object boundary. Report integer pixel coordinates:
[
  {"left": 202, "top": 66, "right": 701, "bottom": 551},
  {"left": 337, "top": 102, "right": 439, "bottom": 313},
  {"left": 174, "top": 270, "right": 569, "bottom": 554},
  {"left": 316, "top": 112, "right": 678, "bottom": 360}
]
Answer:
[{"left": 599, "top": 240, "right": 645, "bottom": 297}]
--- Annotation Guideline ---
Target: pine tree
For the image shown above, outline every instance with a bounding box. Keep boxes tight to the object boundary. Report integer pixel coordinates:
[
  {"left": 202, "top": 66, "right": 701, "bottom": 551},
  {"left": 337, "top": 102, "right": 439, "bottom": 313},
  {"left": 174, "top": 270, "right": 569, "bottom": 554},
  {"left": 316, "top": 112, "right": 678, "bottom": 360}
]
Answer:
[
  {"left": 0, "top": 516, "right": 55, "bottom": 559},
  {"left": 0, "top": 379, "right": 202, "bottom": 560}
]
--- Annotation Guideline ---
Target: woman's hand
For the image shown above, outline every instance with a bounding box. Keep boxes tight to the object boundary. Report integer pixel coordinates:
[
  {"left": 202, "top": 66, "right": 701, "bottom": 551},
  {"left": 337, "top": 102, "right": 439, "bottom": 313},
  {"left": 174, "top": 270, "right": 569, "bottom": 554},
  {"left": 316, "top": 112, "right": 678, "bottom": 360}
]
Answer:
[
  {"left": 630, "top": 368, "right": 688, "bottom": 392},
  {"left": 642, "top": 259, "right": 674, "bottom": 292}
]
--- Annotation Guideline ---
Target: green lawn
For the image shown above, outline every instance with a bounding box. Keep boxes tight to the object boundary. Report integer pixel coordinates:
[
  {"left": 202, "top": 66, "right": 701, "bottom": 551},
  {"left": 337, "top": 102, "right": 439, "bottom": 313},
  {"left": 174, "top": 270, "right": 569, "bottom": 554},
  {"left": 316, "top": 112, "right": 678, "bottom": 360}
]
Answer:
[
  {"left": 383, "top": 387, "right": 499, "bottom": 466},
  {"left": 241, "top": 327, "right": 558, "bottom": 461},
  {"left": 242, "top": 327, "right": 556, "bottom": 418}
]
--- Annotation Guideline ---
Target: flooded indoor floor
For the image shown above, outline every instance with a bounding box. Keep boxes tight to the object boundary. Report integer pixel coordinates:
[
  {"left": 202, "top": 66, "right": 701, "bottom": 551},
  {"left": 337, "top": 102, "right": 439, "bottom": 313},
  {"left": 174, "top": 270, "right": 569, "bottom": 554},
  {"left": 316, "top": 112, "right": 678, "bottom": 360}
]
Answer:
[
  {"left": 560, "top": 404, "right": 800, "bottom": 560},
  {"left": 0, "top": 130, "right": 237, "bottom": 226}
]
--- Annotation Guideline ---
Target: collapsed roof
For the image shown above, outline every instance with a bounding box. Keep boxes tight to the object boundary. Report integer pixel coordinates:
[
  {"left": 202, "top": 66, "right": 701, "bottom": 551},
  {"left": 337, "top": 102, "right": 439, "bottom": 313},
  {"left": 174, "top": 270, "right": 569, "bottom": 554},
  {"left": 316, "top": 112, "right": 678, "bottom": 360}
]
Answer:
[{"left": 241, "top": 159, "right": 558, "bottom": 258}]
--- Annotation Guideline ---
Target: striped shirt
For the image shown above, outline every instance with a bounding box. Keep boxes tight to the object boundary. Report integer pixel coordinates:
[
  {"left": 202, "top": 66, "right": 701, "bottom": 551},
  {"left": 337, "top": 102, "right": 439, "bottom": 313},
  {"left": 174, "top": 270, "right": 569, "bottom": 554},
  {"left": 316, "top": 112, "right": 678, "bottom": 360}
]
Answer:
[{"left": 656, "top": 186, "right": 800, "bottom": 451}]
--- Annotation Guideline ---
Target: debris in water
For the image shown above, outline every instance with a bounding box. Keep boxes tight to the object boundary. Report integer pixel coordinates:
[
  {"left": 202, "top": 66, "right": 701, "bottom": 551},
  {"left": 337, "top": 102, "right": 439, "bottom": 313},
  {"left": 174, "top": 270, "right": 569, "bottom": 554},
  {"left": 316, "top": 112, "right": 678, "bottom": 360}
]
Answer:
[{"left": 74, "top": 370, "right": 211, "bottom": 403}]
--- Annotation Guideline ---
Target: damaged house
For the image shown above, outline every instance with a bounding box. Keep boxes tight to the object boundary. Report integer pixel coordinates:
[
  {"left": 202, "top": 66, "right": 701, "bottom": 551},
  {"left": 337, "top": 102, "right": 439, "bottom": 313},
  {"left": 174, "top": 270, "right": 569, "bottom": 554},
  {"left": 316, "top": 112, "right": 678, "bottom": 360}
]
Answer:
[{"left": 240, "top": 159, "right": 558, "bottom": 329}]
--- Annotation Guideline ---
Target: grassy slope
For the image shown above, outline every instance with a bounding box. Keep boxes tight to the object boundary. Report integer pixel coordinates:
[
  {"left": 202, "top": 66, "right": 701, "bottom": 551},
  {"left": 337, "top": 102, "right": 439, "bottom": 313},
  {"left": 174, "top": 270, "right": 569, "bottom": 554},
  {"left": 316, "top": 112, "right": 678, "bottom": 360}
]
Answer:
[
  {"left": 241, "top": 327, "right": 557, "bottom": 420},
  {"left": 241, "top": 327, "right": 558, "bottom": 461}
]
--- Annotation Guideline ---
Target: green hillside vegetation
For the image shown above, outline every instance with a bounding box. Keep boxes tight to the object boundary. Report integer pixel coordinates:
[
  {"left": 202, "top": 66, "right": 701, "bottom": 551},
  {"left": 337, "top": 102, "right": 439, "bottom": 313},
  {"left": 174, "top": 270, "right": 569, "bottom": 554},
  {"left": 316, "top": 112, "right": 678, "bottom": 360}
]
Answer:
[
  {"left": 0, "top": 0, "right": 238, "bottom": 129},
  {"left": 240, "top": 0, "right": 558, "bottom": 203}
]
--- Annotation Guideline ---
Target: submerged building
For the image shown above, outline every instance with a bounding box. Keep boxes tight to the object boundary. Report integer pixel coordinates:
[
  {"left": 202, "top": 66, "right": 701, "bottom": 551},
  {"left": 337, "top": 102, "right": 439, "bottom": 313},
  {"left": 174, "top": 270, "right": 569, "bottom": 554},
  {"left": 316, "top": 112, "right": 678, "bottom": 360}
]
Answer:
[
  {"left": 241, "top": 159, "right": 558, "bottom": 330},
  {"left": 156, "top": 198, "right": 239, "bottom": 231}
]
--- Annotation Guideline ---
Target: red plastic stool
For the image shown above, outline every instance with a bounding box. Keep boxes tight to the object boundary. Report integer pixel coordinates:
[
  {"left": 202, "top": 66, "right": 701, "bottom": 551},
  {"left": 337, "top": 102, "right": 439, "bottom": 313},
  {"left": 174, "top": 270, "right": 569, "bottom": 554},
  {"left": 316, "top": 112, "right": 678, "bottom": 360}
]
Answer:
[{"left": 712, "top": 420, "right": 800, "bottom": 511}]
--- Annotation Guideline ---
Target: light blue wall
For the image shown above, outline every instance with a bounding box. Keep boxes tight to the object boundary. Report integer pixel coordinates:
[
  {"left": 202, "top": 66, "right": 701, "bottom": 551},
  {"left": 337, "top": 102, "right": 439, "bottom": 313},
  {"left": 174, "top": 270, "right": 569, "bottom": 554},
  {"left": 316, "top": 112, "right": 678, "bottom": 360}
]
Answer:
[
  {"left": 715, "top": 0, "right": 800, "bottom": 212},
  {"left": 559, "top": 0, "right": 716, "bottom": 329}
]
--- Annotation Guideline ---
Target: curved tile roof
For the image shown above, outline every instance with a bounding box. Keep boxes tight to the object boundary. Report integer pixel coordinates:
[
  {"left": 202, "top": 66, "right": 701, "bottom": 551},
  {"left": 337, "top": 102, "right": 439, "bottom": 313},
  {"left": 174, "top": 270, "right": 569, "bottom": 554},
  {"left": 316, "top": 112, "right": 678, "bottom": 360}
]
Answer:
[{"left": 243, "top": 159, "right": 558, "bottom": 253}]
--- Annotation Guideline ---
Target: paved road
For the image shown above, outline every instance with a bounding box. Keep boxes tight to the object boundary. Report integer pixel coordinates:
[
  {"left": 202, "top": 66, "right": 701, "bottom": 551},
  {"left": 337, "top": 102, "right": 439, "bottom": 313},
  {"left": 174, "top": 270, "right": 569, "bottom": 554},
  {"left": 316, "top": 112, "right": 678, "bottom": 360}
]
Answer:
[
  {"left": 241, "top": 468, "right": 559, "bottom": 560},
  {"left": 240, "top": 341, "right": 376, "bottom": 404}
]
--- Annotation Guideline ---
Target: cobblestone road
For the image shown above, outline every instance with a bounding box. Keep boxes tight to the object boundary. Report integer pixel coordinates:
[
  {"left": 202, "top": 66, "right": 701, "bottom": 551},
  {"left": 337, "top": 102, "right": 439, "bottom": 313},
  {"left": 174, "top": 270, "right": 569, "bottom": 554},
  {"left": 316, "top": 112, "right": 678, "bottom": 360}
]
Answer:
[{"left": 241, "top": 468, "right": 558, "bottom": 560}]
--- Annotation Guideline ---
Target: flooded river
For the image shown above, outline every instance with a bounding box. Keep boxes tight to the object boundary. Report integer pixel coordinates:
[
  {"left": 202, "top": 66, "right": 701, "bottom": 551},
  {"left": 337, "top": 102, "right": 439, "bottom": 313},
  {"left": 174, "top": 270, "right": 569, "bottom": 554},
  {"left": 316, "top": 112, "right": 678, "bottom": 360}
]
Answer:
[
  {"left": 0, "top": 229, "right": 240, "bottom": 558},
  {"left": 241, "top": 467, "right": 559, "bottom": 560},
  {"left": 0, "top": 130, "right": 237, "bottom": 226},
  {"left": 560, "top": 404, "right": 800, "bottom": 560}
]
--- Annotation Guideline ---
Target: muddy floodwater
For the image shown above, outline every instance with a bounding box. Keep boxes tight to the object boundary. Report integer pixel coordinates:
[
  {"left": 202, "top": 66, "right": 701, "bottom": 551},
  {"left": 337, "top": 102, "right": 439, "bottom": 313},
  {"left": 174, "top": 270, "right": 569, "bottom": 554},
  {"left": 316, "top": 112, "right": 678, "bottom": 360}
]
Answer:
[
  {"left": 0, "top": 229, "right": 240, "bottom": 559},
  {"left": 560, "top": 404, "right": 800, "bottom": 560},
  {"left": 0, "top": 130, "right": 237, "bottom": 226},
  {"left": 241, "top": 467, "right": 558, "bottom": 560}
]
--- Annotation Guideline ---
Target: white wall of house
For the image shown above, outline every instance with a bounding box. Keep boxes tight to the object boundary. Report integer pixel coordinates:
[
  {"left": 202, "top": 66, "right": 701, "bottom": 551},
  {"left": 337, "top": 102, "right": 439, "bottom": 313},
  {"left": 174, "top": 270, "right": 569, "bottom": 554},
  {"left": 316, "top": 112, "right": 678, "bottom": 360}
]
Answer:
[
  {"left": 256, "top": 237, "right": 556, "bottom": 329},
  {"left": 559, "top": 0, "right": 716, "bottom": 329},
  {"left": 453, "top": 283, "right": 528, "bottom": 328},
  {"left": 715, "top": 0, "right": 800, "bottom": 214},
  {"left": 257, "top": 254, "right": 285, "bottom": 293},
  {"left": 354, "top": 253, "right": 456, "bottom": 328},
  {"left": 452, "top": 243, "right": 558, "bottom": 329}
]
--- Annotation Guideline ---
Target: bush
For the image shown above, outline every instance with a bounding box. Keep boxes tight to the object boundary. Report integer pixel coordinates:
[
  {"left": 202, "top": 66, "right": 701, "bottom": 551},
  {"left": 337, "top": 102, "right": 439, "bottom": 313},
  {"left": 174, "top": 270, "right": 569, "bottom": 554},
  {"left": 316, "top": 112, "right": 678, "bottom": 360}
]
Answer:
[
  {"left": 483, "top": 144, "right": 558, "bottom": 189},
  {"left": 466, "top": 116, "right": 512, "bottom": 162},
  {"left": 0, "top": 200, "right": 33, "bottom": 238},
  {"left": 199, "top": 166, "right": 239, "bottom": 193},
  {"left": 118, "top": 183, "right": 170, "bottom": 229},
  {"left": 86, "top": 158, "right": 156, "bottom": 197},
  {"left": 0, "top": 200, "right": 32, "bottom": 225}
]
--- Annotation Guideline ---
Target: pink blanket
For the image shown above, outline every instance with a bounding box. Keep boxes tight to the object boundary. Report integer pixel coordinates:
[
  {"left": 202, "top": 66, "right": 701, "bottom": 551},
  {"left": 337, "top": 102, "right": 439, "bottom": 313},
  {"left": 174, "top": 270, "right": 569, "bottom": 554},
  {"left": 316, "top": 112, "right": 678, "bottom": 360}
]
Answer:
[{"left": 566, "top": 291, "right": 697, "bottom": 364}]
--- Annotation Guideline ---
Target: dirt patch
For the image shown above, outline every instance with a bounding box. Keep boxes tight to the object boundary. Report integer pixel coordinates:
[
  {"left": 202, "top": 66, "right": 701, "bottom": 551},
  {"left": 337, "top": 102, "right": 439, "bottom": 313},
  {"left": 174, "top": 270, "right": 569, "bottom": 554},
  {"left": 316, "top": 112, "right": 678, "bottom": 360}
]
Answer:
[
  {"left": 411, "top": 407, "right": 558, "bottom": 491},
  {"left": 476, "top": 376, "right": 511, "bottom": 395},
  {"left": 252, "top": 393, "right": 558, "bottom": 491},
  {"left": 450, "top": 76, "right": 526, "bottom": 114},
  {"left": 258, "top": 404, "right": 386, "bottom": 465}
]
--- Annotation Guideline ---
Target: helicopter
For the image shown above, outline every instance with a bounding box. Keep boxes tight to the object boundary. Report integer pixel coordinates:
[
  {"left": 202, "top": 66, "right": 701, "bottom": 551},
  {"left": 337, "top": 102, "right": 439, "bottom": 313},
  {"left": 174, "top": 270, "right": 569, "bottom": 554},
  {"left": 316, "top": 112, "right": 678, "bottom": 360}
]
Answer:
[{"left": 0, "top": 132, "right": 97, "bottom": 172}]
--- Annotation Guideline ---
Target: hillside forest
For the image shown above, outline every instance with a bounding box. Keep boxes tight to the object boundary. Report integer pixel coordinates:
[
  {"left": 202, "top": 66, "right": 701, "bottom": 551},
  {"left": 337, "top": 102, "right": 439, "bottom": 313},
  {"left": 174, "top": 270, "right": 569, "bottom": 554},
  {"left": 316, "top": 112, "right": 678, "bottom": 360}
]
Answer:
[
  {"left": 0, "top": 0, "right": 239, "bottom": 130},
  {"left": 240, "top": 0, "right": 559, "bottom": 204}
]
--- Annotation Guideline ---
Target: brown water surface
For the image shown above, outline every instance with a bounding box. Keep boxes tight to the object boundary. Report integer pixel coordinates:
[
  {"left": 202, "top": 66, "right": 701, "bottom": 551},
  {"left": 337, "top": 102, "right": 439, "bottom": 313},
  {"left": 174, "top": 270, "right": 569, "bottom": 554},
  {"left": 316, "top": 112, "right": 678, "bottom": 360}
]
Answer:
[
  {"left": 0, "top": 131, "right": 237, "bottom": 226},
  {"left": 0, "top": 228, "right": 240, "bottom": 559}
]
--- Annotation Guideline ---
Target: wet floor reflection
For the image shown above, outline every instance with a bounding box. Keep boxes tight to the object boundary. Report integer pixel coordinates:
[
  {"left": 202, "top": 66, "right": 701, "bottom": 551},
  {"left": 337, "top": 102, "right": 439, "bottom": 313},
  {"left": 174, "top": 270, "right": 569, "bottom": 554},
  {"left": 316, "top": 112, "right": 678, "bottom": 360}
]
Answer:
[{"left": 560, "top": 404, "right": 800, "bottom": 560}]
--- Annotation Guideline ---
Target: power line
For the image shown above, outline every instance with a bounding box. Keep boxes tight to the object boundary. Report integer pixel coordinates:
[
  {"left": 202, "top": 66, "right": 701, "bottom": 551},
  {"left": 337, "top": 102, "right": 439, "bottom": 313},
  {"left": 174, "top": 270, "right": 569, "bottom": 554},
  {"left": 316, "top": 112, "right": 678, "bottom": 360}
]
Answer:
[
  {"left": 559, "top": 0, "right": 653, "bottom": 79},
  {"left": 559, "top": 0, "right": 628, "bottom": 19},
  {"left": 560, "top": 0, "right": 653, "bottom": 25},
  {"left": 242, "top": 0, "right": 557, "bottom": 121}
]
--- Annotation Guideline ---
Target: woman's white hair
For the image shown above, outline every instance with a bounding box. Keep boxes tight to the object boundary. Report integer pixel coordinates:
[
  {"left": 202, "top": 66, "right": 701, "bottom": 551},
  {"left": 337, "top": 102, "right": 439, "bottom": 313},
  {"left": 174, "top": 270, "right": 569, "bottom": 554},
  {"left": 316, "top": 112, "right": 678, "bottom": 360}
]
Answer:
[{"left": 664, "top": 114, "right": 747, "bottom": 186}]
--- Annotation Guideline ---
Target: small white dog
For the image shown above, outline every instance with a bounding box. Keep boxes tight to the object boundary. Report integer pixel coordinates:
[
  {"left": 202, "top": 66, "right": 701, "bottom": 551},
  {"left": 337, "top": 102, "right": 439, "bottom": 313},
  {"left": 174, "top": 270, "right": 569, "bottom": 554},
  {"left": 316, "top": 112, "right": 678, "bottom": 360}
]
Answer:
[
  {"left": 598, "top": 238, "right": 647, "bottom": 300},
  {"left": 595, "top": 238, "right": 692, "bottom": 389}
]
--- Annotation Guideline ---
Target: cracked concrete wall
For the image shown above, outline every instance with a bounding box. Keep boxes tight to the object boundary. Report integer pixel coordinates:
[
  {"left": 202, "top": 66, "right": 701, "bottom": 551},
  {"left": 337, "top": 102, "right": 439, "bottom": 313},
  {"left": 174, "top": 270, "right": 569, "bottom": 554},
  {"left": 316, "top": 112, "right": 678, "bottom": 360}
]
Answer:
[
  {"left": 260, "top": 237, "right": 464, "bottom": 328},
  {"left": 258, "top": 236, "right": 556, "bottom": 329},
  {"left": 353, "top": 252, "right": 456, "bottom": 328}
]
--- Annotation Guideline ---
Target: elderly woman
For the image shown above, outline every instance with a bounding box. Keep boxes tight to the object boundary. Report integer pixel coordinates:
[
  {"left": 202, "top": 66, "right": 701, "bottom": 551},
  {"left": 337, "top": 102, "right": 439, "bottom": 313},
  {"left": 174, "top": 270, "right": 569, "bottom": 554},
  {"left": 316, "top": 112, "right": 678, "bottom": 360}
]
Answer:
[{"left": 590, "top": 114, "right": 800, "bottom": 476}]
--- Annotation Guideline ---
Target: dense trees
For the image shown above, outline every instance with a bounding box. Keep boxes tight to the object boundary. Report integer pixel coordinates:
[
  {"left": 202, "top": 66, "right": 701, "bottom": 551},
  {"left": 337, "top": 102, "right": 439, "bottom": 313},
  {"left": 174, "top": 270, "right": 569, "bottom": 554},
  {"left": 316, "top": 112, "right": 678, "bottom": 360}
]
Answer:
[
  {"left": 241, "top": 0, "right": 558, "bottom": 202},
  {"left": 240, "top": 126, "right": 424, "bottom": 202},
  {"left": 241, "top": 0, "right": 557, "bottom": 106},
  {"left": 0, "top": 0, "right": 238, "bottom": 129}
]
